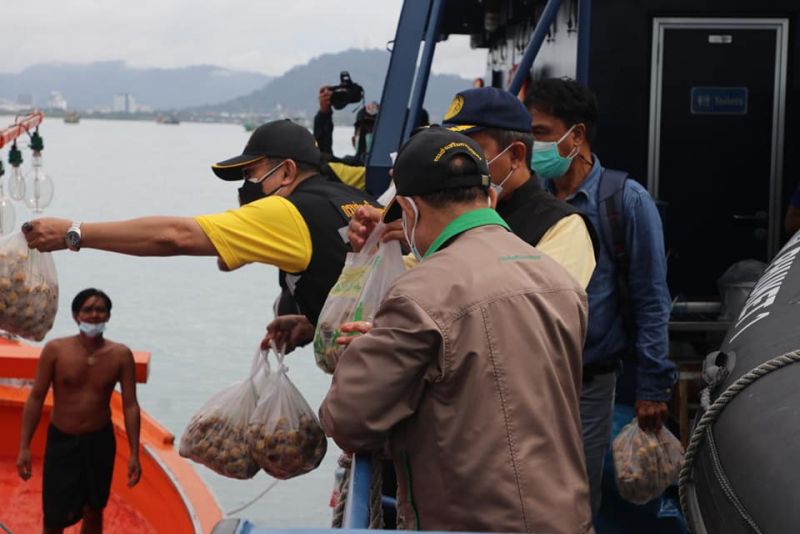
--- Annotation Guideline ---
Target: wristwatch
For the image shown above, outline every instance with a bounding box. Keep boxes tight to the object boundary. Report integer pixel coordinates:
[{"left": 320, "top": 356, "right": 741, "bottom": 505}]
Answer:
[{"left": 65, "top": 222, "right": 82, "bottom": 251}]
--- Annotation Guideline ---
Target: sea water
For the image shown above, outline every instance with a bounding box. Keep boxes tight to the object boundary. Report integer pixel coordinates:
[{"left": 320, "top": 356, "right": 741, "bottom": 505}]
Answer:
[{"left": 7, "top": 117, "right": 360, "bottom": 527}]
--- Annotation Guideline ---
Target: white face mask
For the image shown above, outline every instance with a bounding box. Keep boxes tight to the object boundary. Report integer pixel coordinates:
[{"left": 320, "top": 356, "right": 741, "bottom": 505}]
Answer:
[
  {"left": 487, "top": 144, "right": 515, "bottom": 196},
  {"left": 400, "top": 197, "right": 423, "bottom": 261},
  {"left": 79, "top": 322, "right": 106, "bottom": 338}
]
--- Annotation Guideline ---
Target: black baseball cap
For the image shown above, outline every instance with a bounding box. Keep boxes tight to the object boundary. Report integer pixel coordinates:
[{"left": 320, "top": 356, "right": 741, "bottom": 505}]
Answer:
[
  {"left": 383, "top": 127, "right": 490, "bottom": 222},
  {"left": 442, "top": 87, "right": 532, "bottom": 134},
  {"left": 212, "top": 119, "right": 321, "bottom": 181}
]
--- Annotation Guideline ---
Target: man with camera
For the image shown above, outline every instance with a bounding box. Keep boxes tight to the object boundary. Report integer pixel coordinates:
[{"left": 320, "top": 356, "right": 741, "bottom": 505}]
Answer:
[
  {"left": 314, "top": 71, "right": 430, "bottom": 195},
  {"left": 313, "top": 72, "right": 378, "bottom": 193},
  {"left": 314, "top": 72, "right": 374, "bottom": 162}
]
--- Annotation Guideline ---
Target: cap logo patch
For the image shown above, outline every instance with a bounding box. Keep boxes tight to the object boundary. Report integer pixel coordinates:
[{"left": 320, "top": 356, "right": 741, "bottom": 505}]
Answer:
[
  {"left": 443, "top": 95, "right": 464, "bottom": 121},
  {"left": 447, "top": 124, "right": 475, "bottom": 133},
  {"left": 433, "top": 142, "right": 482, "bottom": 163}
]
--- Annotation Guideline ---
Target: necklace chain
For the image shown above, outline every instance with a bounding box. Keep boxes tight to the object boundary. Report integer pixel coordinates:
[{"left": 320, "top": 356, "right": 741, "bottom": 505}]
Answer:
[{"left": 80, "top": 338, "right": 104, "bottom": 366}]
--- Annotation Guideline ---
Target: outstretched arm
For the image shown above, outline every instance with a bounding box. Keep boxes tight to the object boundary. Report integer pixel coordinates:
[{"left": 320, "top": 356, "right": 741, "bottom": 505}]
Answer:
[
  {"left": 120, "top": 348, "right": 141, "bottom": 487},
  {"left": 17, "top": 343, "right": 56, "bottom": 480},
  {"left": 23, "top": 216, "right": 217, "bottom": 256}
]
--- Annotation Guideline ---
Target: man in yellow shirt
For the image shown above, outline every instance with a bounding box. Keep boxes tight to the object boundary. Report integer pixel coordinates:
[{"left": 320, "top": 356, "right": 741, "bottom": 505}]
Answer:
[{"left": 23, "top": 120, "right": 376, "bottom": 325}]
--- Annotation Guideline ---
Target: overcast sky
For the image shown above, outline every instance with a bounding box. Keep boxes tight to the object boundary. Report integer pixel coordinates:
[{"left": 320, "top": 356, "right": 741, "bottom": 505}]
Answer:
[{"left": 1, "top": 0, "right": 487, "bottom": 78}]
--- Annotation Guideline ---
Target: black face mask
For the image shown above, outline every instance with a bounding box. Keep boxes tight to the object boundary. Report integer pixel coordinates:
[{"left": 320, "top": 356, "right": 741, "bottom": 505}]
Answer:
[{"left": 237, "top": 180, "right": 267, "bottom": 205}]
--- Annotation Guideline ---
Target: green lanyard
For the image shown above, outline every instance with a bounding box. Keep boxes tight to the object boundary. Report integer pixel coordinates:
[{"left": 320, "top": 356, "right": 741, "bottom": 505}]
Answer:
[{"left": 424, "top": 208, "right": 510, "bottom": 258}]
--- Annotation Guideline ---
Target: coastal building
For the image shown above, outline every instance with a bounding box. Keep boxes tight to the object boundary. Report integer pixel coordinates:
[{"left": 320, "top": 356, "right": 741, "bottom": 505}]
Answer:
[
  {"left": 48, "top": 91, "right": 68, "bottom": 110},
  {"left": 113, "top": 93, "right": 136, "bottom": 113}
]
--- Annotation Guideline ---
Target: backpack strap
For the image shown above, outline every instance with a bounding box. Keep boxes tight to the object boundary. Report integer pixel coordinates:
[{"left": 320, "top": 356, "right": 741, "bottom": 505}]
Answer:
[{"left": 597, "top": 169, "right": 636, "bottom": 342}]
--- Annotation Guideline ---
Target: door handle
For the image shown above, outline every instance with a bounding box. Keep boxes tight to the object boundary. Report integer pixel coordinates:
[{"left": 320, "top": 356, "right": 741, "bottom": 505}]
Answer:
[{"left": 732, "top": 210, "right": 768, "bottom": 222}]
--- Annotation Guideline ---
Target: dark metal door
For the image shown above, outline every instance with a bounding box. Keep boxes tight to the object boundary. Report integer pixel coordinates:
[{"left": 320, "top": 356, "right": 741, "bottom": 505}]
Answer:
[{"left": 650, "top": 21, "right": 785, "bottom": 298}]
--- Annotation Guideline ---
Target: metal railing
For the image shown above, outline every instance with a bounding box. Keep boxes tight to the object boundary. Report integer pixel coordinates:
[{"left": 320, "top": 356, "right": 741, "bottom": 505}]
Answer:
[
  {"left": 0, "top": 112, "right": 44, "bottom": 150},
  {"left": 341, "top": 453, "right": 374, "bottom": 529}
]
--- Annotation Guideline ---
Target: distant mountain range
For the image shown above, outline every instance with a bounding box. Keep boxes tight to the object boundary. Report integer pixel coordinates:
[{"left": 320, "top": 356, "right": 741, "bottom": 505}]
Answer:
[
  {"left": 206, "top": 48, "right": 474, "bottom": 122},
  {"left": 0, "top": 49, "right": 475, "bottom": 121},
  {"left": 0, "top": 61, "right": 272, "bottom": 110}
]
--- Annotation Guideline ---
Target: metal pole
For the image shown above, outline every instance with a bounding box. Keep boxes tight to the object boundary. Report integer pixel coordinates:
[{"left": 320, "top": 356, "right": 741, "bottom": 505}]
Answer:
[
  {"left": 342, "top": 453, "right": 373, "bottom": 528},
  {"left": 365, "top": 0, "right": 433, "bottom": 195},
  {"left": 508, "top": 0, "right": 563, "bottom": 95},
  {"left": 403, "top": 0, "right": 446, "bottom": 140},
  {"left": 576, "top": 0, "right": 592, "bottom": 84}
]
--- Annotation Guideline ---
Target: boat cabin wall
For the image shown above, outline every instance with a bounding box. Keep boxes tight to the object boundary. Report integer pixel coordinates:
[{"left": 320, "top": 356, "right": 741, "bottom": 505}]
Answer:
[
  {"left": 447, "top": 1, "right": 581, "bottom": 87},
  {"left": 588, "top": 0, "right": 800, "bottom": 205},
  {"left": 487, "top": 2, "right": 580, "bottom": 87},
  {"left": 585, "top": 0, "right": 800, "bottom": 299}
]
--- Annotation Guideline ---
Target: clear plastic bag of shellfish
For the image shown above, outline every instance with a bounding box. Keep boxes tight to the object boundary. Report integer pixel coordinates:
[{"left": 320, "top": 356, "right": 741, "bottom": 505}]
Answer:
[
  {"left": 247, "top": 343, "right": 327, "bottom": 480},
  {"left": 612, "top": 418, "right": 684, "bottom": 504},
  {"left": 0, "top": 232, "right": 58, "bottom": 341},
  {"left": 179, "top": 348, "right": 269, "bottom": 479},
  {"left": 313, "top": 223, "right": 404, "bottom": 373}
]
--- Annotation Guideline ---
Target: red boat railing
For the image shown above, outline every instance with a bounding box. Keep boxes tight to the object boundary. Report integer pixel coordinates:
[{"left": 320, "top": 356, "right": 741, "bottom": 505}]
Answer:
[
  {"left": 0, "top": 336, "right": 151, "bottom": 383},
  {"left": 0, "top": 111, "right": 45, "bottom": 151}
]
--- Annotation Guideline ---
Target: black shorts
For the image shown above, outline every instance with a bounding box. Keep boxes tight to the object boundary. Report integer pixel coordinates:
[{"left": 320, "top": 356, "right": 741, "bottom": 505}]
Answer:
[{"left": 42, "top": 423, "right": 116, "bottom": 529}]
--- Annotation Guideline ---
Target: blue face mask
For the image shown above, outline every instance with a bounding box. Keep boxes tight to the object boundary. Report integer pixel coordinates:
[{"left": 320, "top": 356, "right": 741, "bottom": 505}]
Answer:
[
  {"left": 79, "top": 322, "right": 106, "bottom": 338},
  {"left": 531, "top": 125, "right": 578, "bottom": 181}
]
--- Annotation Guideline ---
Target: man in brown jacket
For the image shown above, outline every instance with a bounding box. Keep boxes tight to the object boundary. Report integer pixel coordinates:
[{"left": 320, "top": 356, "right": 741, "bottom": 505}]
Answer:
[{"left": 320, "top": 127, "right": 592, "bottom": 533}]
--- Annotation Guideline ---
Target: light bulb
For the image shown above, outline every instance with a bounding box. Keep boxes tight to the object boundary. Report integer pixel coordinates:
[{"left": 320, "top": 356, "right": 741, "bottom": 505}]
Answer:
[
  {"left": 9, "top": 165, "right": 25, "bottom": 200},
  {"left": 23, "top": 152, "right": 54, "bottom": 213},
  {"left": 0, "top": 180, "right": 15, "bottom": 235}
]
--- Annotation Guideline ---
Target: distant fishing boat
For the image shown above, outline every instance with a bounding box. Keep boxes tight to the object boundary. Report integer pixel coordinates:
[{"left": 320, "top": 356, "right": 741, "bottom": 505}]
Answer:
[
  {"left": 0, "top": 335, "right": 222, "bottom": 533},
  {"left": 157, "top": 115, "right": 180, "bottom": 125},
  {"left": 63, "top": 112, "right": 80, "bottom": 124}
]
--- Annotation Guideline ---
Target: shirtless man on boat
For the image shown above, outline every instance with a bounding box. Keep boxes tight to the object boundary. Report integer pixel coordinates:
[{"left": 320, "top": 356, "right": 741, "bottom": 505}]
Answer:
[{"left": 16, "top": 288, "right": 141, "bottom": 534}]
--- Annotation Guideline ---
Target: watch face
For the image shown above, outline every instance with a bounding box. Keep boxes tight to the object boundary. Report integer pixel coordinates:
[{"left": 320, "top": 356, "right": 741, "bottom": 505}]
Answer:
[{"left": 66, "top": 231, "right": 80, "bottom": 248}]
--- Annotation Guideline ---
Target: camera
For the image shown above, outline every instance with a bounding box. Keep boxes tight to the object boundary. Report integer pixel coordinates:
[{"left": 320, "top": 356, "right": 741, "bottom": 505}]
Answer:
[{"left": 329, "top": 71, "right": 364, "bottom": 110}]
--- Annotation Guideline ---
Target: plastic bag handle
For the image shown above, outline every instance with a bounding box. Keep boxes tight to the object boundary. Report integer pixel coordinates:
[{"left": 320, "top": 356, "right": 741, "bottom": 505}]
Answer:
[
  {"left": 360, "top": 222, "right": 386, "bottom": 256},
  {"left": 248, "top": 349, "right": 271, "bottom": 400},
  {"left": 261, "top": 349, "right": 271, "bottom": 374},
  {"left": 268, "top": 341, "right": 288, "bottom": 374}
]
